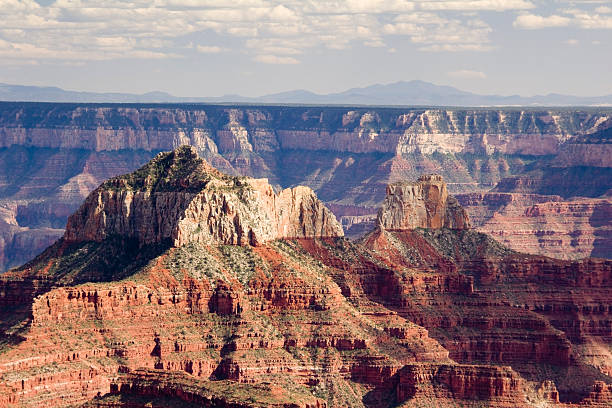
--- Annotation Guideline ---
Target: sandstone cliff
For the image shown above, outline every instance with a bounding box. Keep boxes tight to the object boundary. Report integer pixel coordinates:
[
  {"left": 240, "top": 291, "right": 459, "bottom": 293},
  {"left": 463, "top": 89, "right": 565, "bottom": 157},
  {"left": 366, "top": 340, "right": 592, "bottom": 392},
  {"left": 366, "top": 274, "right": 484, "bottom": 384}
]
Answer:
[
  {"left": 377, "top": 174, "right": 470, "bottom": 231},
  {"left": 0, "top": 104, "right": 607, "bottom": 155},
  {"left": 64, "top": 145, "right": 343, "bottom": 247}
]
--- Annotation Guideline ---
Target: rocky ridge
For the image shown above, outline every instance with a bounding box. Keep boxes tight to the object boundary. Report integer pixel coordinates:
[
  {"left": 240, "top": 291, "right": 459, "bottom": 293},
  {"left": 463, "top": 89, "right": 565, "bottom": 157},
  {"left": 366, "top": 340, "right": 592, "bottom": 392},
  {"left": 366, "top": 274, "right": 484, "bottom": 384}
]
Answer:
[{"left": 0, "top": 105, "right": 608, "bottom": 155}]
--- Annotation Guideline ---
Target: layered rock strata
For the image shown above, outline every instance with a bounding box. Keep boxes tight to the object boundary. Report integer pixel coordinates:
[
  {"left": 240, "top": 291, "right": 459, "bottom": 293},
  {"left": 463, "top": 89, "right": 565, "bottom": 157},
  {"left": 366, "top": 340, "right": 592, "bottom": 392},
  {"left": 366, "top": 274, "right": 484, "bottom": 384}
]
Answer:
[
  {"left": 378, "top": 174, "right": 470, "bottom": 230},
  {"left": 0, "top": 153, "right": 611, "bottom": 406},
  {"left": 358, "top": 176, "right": 612, "bottom": 403},
  {"left": 0, "top": 105, "right": 608, "bottom": 155},
  {"left": 64, "top": 145, "right": 343, "bottom": 247},
  {"left": 1, "top": 104, "right": 611, "bottom": 269},
  {"left": 456, "top": 193, "right": 612, "bottom": 260},
  {"left": 0, "top": 149, "right": 516, "bottom": 408}
]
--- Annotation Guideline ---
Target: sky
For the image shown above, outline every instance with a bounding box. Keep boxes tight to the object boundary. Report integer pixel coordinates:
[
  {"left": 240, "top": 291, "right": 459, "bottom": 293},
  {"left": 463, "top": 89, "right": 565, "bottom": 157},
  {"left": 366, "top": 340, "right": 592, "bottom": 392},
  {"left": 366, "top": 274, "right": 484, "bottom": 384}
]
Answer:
[{"left": 0, "top": 0, "right": 611, "bottom": 97}]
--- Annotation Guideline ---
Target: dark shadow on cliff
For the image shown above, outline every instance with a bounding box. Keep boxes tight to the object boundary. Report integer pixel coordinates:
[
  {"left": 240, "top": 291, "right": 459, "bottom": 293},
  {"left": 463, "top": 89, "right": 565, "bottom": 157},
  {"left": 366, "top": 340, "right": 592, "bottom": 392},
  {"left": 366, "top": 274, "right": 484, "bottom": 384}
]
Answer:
[
  {"left": 589, "top": 200, "right": 612, "bottom": 259},
  {"left": 277, "top": 149, "right": 394, "bottom": 205},
  {"left": 361, "top": 371, "right": 399, "bottom": 408},
  {"left": 19, "top": 236, "right": 173, "bottom": 285},
  {"left": 495, "top": 166, "right": 612, "bottom": 198},
  {"left": 0, "top": 305, "right": 31, "bottom": 356}
]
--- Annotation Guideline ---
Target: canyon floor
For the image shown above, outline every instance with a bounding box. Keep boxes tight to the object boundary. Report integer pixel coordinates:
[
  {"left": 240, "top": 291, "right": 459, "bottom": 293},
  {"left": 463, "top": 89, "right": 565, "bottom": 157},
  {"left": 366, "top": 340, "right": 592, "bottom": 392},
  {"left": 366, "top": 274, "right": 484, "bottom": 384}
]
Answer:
[{"left": 0, "top": 146, "right": 610, "bottom": 407}]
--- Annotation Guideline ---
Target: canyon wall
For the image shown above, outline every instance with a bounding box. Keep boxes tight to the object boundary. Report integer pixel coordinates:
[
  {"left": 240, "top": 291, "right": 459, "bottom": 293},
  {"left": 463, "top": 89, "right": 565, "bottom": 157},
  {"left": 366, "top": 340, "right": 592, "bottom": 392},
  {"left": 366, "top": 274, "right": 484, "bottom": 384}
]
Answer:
[
  {"left": 456, "top": 193, "right": 612, "bottom": 260},
  {"left": 0, "top": 103, "right": 611, "bottom": 271},
  {"left": 0, "top": 105, "right": 607, "bottom": 155}
]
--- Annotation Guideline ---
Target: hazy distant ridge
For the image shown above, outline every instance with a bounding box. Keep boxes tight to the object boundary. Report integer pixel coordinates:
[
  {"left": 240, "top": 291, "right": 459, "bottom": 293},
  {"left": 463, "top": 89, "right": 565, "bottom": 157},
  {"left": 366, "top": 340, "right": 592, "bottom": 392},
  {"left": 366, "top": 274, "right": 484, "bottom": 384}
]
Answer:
[{"left": 1, "top": 80, "right": 611, "bottom": 106}]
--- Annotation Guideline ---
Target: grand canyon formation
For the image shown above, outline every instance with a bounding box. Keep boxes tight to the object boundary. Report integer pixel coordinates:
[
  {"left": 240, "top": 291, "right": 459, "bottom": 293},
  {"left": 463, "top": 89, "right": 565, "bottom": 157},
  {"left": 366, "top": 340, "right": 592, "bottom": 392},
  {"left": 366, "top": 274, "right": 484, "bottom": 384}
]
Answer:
[
  {"left": 0, "top": 144, "right": 610, "bottom": 407},
  {"left": 0, "top": 104, "right": 611, "bottom": 271}
]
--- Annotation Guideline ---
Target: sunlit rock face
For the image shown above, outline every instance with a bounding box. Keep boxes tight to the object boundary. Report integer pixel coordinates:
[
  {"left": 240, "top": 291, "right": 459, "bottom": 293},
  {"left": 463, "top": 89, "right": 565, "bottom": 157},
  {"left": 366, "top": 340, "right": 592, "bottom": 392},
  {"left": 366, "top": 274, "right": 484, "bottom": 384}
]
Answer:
[
  {"left": 378, "top": 174, "right": 470, "bottom": 231},
  {"left": 64, "top": 146, "right": 344, "bottom": 247}
]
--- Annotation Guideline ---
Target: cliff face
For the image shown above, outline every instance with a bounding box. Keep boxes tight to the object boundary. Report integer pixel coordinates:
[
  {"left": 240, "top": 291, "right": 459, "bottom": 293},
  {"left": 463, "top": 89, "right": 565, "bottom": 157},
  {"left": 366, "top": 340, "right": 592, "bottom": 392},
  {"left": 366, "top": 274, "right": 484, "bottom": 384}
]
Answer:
[
  {"left": 378, "top": 175, "right": 470, "bottom": 230},
  {"left": 0, "top": 105, "right": 607, "bottom": 155},
  {"left": 358, "top": 186, "right": 612, "bottom": 404},
  {"left": 0, "top": 204, "right": 63, "bottom": 271},
  {"left": 0, "top": 103, "right": 611, "bottom": 270},
  {"left": 64, "top": 146, "right": 343, "bottom": 247},
  {"left": 456, "top": 193, "right": 612, "bottom": 260}
]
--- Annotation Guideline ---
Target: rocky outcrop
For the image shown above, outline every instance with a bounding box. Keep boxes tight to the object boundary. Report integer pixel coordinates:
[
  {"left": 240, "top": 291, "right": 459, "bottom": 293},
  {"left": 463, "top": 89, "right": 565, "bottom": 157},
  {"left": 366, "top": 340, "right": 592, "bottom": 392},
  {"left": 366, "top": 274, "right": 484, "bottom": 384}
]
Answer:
[
  {"left": 377, "top": 175, "right": 470, "bottom": 230},
  {"left": 64, "top": 146, "right": 343, "bottom": 247},
  {"left": 87, "top": 369, "right": 327, "bottom": 408},
  {"left": 396, "top": 364, "right": 525, "bottom": 406}
]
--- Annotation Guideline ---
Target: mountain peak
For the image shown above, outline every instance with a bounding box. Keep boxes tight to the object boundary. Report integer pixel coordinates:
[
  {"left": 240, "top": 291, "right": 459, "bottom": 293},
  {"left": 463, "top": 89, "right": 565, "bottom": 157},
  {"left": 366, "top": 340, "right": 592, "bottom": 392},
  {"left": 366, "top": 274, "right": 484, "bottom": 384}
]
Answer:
[
  {"left": 65, "top": 146, "right": 343, "bottom": 247},
  {"left": 103, "top": 145, "right": 223, "bottom": 193}
]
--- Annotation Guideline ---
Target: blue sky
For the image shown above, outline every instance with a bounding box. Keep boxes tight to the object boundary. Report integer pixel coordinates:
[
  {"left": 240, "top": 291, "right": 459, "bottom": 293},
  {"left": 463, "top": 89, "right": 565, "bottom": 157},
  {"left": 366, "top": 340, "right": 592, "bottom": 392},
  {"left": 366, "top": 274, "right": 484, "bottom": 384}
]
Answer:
[{"left": 0, "top": 0, "right": 611, "bottom": 97}]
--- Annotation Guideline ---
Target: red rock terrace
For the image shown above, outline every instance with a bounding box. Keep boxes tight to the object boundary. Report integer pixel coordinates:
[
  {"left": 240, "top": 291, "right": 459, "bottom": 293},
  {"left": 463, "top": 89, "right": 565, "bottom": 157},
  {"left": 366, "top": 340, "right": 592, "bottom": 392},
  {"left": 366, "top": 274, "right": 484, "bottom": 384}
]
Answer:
[{"left": 0, "top": 147, "right": 610, "bottom": 407}]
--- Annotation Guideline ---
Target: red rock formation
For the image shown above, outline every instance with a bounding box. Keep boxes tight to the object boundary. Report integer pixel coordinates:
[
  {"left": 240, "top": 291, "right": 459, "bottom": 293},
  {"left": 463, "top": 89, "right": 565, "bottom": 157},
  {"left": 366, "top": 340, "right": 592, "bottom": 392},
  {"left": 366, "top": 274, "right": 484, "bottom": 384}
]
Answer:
[
  {"left": 0, "top": 153, "right": 610, "bottom": 407},
  {"left": 396, "top": 364, "right": 525, "bottom": 406},
  {"left": 456, "top": 192, "right": 612, "bottom": 260},
  {"left": 356, "top": 180, "right": 612, "bottom": 404},
  {"left": 575, "top": 381, "right": 612, "bottom": 407}
]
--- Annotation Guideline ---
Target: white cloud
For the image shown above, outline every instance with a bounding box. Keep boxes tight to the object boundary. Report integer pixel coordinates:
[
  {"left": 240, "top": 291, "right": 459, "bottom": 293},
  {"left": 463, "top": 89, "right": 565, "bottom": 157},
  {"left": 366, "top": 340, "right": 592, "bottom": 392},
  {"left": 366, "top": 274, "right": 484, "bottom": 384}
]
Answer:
[
  {"left": 595, "top": 6, "right": 612, "bottom": 14},
  {"left": 383, "top": 12, "right": 493, "bottom": 51},
  {"left": 254, "top": 54, "right": 299, "bottom": 64},
  {"left": 364, "top": 38, "right": 386, "bottom": 47},
  {"left": 514, "top": 8, "right": 612, "bottom": 30},
  {"left": 417, "top": 0, "right": 534, "bottom": 12},
  {"left": 196, "top": 45, "right": 224, "bottom": 53},
  {"left": 448, "top": 69, "right": 486, "bottom": 79},
  {"left": 566, "top": 9, "right": 612, "bottom": 29},
  {"left": 513, "top": 14, "right": 571, "bottom": 29},
  {"left": 424, "top": 43, "right": 494, "bottom": 52},
  {"left": 0, "top": 0, "right": 542, "bottom": 65}
]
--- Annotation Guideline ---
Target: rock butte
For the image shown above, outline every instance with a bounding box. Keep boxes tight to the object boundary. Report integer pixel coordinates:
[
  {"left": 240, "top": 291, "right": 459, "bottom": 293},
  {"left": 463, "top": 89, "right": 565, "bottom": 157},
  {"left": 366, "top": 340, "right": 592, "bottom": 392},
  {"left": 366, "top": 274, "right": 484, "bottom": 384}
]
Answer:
[
  {"left": 0, "top": 148, "right": 610, "bottom": 407},
  {"left": 0, "top": 104, "right": 611, "bottom": 271},
  {"left": 64, "top": 146, "right": 343, "bottom": 247},
  {"left": 377, "top": 174, "right": 470, "bottom": 231}
]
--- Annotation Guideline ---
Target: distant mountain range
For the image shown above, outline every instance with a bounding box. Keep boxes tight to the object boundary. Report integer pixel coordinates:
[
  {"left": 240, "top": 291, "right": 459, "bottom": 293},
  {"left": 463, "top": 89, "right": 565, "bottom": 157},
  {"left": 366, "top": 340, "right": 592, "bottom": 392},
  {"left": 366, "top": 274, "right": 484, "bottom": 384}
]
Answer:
[{"left": 1, "top": 80, "right": 611, "bottom": 106}]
